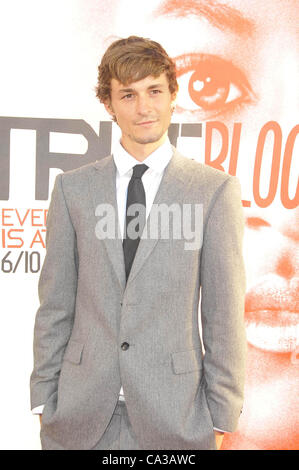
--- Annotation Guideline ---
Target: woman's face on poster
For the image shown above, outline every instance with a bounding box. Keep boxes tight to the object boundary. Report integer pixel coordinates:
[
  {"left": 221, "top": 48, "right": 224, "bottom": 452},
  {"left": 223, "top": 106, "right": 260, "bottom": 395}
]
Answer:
[{"left": 110, "top": 0, "right": 299, "bottom": 449}]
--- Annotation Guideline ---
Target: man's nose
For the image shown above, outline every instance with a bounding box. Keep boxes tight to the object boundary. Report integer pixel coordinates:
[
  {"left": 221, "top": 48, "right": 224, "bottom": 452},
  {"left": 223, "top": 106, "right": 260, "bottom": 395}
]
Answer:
[{"left": 136, "top": 95, "right": 152, "bottom": 115}]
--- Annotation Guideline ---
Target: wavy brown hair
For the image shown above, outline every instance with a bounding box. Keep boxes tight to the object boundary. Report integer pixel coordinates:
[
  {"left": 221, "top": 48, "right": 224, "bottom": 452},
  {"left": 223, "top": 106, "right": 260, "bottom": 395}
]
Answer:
[{"left": 95, "top": 36, "right": 178, "bottom": 105}]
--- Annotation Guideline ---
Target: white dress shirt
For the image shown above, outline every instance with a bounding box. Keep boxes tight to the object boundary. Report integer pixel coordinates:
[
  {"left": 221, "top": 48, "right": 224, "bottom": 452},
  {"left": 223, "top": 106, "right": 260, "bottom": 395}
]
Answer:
[{"left": 32, "top": 137, "right": 225, "bottom": 433}]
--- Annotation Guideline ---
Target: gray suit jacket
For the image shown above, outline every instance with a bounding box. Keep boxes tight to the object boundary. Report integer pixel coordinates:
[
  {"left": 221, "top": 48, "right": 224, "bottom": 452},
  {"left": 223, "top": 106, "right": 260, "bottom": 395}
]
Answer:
[{"left": 30, "top": 147, "right": 247, "bottom": 450}]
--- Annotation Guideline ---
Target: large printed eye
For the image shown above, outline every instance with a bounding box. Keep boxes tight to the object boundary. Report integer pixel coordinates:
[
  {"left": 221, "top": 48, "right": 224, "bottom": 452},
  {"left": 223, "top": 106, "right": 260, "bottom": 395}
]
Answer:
[{"left": 174, "top": 53, "right": 255, "bottom": 119}]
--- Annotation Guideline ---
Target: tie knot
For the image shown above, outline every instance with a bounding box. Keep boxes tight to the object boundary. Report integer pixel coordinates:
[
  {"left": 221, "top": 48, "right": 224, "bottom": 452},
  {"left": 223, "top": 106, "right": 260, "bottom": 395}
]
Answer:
[{"left": 132, "top": 164, "right": 149, "bottom": 179}]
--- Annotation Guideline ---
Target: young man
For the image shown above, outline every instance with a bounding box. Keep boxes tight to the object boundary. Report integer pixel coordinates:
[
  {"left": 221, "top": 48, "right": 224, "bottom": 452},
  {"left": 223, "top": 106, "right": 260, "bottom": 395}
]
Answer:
[{"left": 30, "top": 36, "right": 247, "bottom": 450}]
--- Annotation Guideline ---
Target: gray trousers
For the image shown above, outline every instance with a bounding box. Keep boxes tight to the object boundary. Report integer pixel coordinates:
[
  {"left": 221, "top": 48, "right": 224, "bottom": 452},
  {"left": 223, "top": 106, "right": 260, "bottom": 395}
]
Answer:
[
  {"left": 92, "top": 400, "right": 142, "bottom": 450},
  {"left": 41, "top": 400, "right": 142, "bottom": 450}
]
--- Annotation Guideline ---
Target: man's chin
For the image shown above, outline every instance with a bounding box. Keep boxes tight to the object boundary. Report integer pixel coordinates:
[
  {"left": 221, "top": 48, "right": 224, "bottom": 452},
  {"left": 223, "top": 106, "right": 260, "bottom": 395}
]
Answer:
[{"left": 133, "top": 132, "right": 165, "bottom": 145}]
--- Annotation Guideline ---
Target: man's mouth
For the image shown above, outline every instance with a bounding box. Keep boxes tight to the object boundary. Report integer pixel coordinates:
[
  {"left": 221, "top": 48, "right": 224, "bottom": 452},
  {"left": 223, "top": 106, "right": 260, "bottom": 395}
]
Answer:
[
  {"left": 136, "top": 120, "right": 157, "bottom": 126},
  {"left": 244, "top": 274, "right": 299, "bottom": 353}
]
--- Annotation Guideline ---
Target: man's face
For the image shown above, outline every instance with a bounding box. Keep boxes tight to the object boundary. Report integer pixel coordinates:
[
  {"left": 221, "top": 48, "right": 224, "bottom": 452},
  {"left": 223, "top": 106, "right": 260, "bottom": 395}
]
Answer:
[{"left": 104, "top": 72, "right": 176, "bottom": 151}]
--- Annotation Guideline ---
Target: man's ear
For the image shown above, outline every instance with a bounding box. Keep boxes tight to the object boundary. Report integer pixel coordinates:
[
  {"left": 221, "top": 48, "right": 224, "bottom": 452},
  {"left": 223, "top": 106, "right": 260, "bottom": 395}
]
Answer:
[
  {"left": 171, "top": 92, "right": 177, "bottom": 113},
  {"left": 104, "top": 99, "right": 115, "bottom": 118}
]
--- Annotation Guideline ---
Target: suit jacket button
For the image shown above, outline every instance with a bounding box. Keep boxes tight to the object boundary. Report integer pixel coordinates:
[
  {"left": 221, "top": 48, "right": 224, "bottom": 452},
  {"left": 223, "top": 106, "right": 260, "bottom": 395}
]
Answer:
[{"left": 121, "top": 342, "right": 129, "bottom": 350}]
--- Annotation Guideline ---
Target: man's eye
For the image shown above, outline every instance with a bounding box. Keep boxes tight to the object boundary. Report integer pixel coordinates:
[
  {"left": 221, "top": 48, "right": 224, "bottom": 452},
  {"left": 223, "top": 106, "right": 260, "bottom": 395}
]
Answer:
[
  {"left": 174, "top": 53, "right": 255, "bottom": 119},
  {"left": 122, "top": 93, "right": 134, "bottom": 100}
]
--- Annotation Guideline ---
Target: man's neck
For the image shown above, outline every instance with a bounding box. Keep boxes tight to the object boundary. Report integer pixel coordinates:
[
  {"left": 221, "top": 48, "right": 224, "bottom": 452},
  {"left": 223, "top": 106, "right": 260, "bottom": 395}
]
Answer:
[{"left": 120, "top": 134, "right": 167, "bottom": 162}]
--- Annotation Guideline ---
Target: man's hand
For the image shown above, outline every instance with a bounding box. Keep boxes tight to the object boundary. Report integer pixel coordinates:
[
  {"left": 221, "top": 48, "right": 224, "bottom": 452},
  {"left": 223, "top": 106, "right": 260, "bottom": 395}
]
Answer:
[
  {"left": 214, "top": 430, "right": 224, "bottom": 450},
  {"left": 39, "top": 414, "right": 42, "bottom": 426}
]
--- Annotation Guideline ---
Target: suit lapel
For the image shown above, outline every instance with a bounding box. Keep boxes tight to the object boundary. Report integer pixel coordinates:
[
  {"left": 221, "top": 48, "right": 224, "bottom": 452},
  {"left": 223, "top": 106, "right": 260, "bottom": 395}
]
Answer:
[
  {"left": 90, "top": 156, "right": 126, "bottom": 291},
  {"left": 89, "top": 148, "right": 195, "bottom": 290},
  {"left": 127, "top": 148, "right": 195, "bottom": 286}
]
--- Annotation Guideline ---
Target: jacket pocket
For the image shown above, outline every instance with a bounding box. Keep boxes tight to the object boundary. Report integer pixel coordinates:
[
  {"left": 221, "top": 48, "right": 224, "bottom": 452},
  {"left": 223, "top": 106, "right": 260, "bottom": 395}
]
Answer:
[
  {"left": 171, "top": 347, "right": 203, "bottom": 375},
  {"left": 63, "top": 340, "right": 84, "bottom": 365}
]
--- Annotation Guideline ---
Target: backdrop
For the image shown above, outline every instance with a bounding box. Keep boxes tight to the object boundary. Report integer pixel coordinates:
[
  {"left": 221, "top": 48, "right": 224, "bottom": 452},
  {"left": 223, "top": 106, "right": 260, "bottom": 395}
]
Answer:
[{"left": 0, "top": 0, "right": 298, "bottom": 450}]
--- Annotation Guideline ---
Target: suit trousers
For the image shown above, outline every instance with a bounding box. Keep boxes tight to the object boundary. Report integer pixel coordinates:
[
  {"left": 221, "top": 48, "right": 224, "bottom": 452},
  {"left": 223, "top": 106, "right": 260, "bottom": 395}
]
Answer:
[
  {"left": 41, "top": 400, "right": 142, "bottom": 450},
  {"left": 92, "top": 400, "right": 142, "bottom": 450}
]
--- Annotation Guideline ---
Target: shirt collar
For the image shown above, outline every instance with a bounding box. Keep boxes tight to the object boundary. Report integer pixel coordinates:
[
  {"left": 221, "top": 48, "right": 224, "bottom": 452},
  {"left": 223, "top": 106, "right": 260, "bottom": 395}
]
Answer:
[{"left": 112, "top": 137, "right": 173, "bottom": 177}]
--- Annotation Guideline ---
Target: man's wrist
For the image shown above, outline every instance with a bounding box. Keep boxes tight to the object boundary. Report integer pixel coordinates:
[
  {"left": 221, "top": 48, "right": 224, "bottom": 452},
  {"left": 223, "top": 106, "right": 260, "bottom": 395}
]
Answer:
[{"left": 213, "top": 427, "right": 226, "bottom": 434}]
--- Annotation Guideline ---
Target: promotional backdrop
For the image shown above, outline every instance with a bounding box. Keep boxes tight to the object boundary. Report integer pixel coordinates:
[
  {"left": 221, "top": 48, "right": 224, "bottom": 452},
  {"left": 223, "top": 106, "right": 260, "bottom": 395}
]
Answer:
[{"left": 0, "top": 0, "right": 298, "bottom": 450}]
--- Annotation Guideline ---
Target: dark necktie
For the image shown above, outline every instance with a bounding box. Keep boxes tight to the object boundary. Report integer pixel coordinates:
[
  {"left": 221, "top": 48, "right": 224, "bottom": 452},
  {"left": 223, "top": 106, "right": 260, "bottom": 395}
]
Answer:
[{"left": 123, "top": 164, "right": 149, "bottom": 282}]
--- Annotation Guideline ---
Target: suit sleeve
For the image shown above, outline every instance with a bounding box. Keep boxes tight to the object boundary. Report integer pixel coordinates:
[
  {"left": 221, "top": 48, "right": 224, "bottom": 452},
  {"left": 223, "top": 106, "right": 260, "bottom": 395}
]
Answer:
[
  {"left": 30, "top": 173, "right": 78, "bottom": 410},
  {"left": 200, "top": 175, "right": 247, "bottom": 432}
]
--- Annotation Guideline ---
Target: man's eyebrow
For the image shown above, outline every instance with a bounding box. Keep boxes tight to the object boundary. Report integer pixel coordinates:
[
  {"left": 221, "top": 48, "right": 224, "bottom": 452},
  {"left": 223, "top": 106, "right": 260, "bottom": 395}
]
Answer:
[
  {"left": 154, "top": 0, "right": 255, "bottom": 37},
  {"left": 118, "top": 88, "right": 135, "bottom": 94},
  {"left": 118, "top": 83, "right": 165, "bottom": 93}
]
